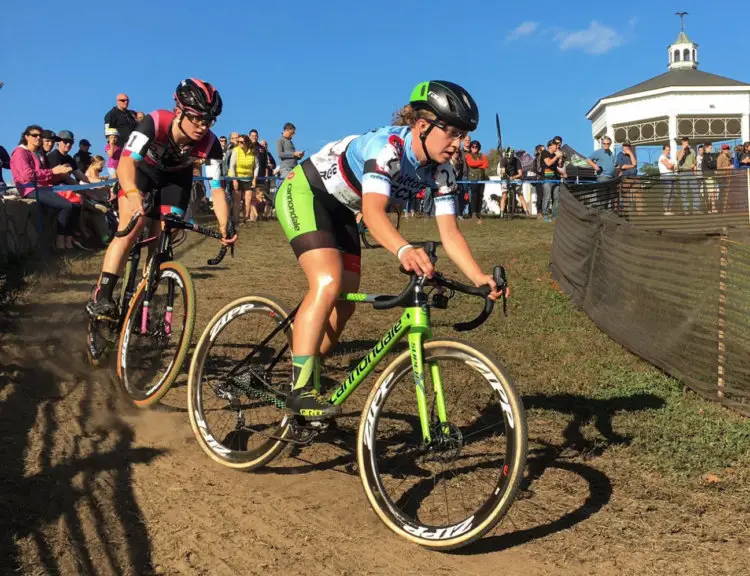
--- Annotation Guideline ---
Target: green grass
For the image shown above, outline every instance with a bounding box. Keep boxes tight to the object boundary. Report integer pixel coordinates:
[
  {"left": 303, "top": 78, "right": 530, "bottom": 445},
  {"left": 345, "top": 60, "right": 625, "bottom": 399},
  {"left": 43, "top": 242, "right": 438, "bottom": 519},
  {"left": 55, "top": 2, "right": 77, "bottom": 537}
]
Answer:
[{"left": 391, "top": 216, "right": 750, "bottom": 486}]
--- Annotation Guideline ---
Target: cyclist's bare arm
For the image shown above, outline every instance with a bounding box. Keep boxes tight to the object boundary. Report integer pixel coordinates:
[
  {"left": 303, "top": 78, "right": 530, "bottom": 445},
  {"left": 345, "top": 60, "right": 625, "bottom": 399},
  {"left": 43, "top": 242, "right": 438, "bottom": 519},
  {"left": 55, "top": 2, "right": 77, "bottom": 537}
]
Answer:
[
  {"left": 436, "top": 214, "right": 504, "bottom": 300},
  {"left": 116, "top": 155, "right": 144, "bottom": 217},
  {"left": 204, "top": 157, "right": 235, "bottom": 243},
  {"left": 363, "top": 193, "right": 432, "bottom": 277},
  {"left": 362, "top": 193, "right": 407, "bottom": 255}
]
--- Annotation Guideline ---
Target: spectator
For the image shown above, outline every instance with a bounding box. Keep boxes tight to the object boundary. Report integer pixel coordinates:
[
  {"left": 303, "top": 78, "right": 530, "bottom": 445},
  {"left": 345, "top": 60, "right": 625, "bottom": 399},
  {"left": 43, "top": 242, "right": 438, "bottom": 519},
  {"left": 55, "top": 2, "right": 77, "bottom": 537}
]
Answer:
[
  {"left": 74, "top": 138, "right": 93, "bottom": 173},
  {"left": 227, "top": 134, "right": 259, "bottom": 223},
  {"left": 10, "top": 125, "right": 76, "bottom": 250},
  {"left": 717, "top": 144, "right": 733, "bottom": 171},
  {"left": 47, "top": 130, "right": 89, "bottom": 183},
  {"left": 532, "top": 144, "right": 545, "bottom": 219},
  {"left": 80, "top": 155, "right": 113, "bottom": 245},
  {"left": 261, "top": 139, "right": 278, "bottom": 203},
  {"left": 0, "top": 144, "right": 10, "bottom": 196},
  {"left": 104, "top": 128, "right": 122, "bottom": 177},
  {"left": 616, "top": 141, "right": 637, "bottom": 177},
  {"left": 717, "top": 144, "right": 733, "bottom": 212},
  {"left": 586, "top": 137, "right": 616, "bottom": 181},
  {"left": 135, "top": 111, "right": 146, "bottom": 123},
  {"left": 740, "top": 142, "right": 750, "bottom": 169},
  {"left": 617, "top": 141, "right": 639, "bottom": 213},
  {"left": 659, "top": 144, "right": 677, "bottom": 215},
  {"left": 676, "top": 136, "right": 700, "bottom": 213},
  {"left": 223, "top": 131, "right": 239, "bottom": 172},
  {"left": 464, "top": 140, "right": 488, "bottom": 224},
  {"left": 219, "top": 135, "right": 228, "bottom": 152},
  {"left": 250, "top": 129, "right": 272, "bottom": 218},
  {"left": 701, "top": 142, "right": 718, "bottom": 213},
  {"left": 541, "top": 139, "right": 564, "bottom": 221},
  {"left": 733, "top": 144, "right": 743, "bottom": 169},
  {"left": 104, "top": 93, "right": 137, "bottom": 145},
  {"left": 276, "top": 122, "right": 304, "bottom": 180},
  {"left": 449, "top": 138, "right": 467, "bottom": 216},
  {"left": 41, "top": 129, "right": 58, "bottom": 154},
  {"left": 498, "top": 147, "right": 529, "bottom": 216}
]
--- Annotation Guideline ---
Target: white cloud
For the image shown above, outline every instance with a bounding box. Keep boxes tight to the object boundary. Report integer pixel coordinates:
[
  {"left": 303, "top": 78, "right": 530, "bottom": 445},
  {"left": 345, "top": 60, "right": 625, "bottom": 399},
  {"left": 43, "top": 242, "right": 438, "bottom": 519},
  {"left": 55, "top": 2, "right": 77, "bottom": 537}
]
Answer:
[
  {"left": 555, "top": 21, "right": 625, "bottom": 55},
  {"left": 507, "top": 21, "right": 539, "bottom": 42}
]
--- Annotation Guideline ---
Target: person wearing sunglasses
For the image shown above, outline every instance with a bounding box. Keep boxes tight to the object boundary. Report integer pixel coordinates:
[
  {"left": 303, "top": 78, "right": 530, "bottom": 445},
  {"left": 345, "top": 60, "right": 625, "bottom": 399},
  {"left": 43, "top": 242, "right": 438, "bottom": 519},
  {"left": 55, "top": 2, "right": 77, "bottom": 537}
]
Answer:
[
  {"left": 275, "top": 80, "right": 508, "bottom": 418},
  {"left": 10, "top": 125, "right": 76, "bottom": 250},
  {"left": 87, "top": 78, "right": 237, "bottom": 321},
  {"left": 104, "top": 93, "right": 137, "bottom": 146}
]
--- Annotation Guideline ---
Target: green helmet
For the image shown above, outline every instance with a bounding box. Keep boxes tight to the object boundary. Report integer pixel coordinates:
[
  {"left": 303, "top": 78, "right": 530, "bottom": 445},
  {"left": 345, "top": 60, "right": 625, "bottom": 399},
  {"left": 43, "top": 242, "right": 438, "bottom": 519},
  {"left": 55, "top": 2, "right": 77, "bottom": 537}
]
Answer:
[{"left": 409, "top": 80, "right": 479, "bottom": 132}]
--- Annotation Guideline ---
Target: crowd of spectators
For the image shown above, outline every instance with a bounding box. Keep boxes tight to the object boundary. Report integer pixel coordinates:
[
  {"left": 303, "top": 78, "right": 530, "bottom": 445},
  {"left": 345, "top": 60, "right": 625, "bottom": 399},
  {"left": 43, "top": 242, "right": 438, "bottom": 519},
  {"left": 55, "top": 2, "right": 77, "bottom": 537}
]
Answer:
[{"left": 2, "top": 88, "right": 750, "bottom": 252}]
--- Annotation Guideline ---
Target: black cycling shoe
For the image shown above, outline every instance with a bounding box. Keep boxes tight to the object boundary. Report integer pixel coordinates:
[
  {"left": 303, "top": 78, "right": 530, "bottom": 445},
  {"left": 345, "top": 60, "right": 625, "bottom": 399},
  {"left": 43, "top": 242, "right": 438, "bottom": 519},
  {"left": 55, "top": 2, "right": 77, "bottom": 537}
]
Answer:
[
  {"left": 285, "top": 386, "right": 342, "bottom": 420},
  {"left": 86, "top": 298, "right": 118, "bottom": 321}
]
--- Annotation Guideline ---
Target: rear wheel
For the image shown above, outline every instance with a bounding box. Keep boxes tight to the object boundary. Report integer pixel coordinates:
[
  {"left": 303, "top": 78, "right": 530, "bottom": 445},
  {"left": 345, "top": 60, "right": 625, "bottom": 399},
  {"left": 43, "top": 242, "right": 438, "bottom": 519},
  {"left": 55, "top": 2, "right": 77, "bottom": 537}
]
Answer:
[
  {"left": 117, "top": 261, "right": 195, "bottom": 407},
  {"left": 357, "top": 338, "right": 527, "bottom": 550},
  {"left": 187, "top": 295, "right": 294, "bottom": 470}
]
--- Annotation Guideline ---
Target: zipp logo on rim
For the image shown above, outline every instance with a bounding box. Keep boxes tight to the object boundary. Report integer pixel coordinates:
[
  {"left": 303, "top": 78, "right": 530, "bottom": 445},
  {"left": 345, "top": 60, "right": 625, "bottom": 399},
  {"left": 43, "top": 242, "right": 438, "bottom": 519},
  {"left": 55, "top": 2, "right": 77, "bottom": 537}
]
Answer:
[
  {"left": 403, "top": 516, "right": 474, "bottom": 540},
  {"left": 464, "top": 357, "right": 515, "bottom": 429},
  {"left": 209, "top": 303, "right": 257, "bottom": 341},
  {"left": 363, "top": 371, "right": 397, "bottom": 450}
]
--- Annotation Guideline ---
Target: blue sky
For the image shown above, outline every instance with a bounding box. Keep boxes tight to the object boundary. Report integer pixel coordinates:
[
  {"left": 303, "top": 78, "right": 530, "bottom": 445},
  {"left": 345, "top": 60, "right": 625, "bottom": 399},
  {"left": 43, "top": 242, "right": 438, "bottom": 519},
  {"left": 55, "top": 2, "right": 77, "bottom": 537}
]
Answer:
[{"left": 1, "top": 0, "right": 746, "bottom": 172}]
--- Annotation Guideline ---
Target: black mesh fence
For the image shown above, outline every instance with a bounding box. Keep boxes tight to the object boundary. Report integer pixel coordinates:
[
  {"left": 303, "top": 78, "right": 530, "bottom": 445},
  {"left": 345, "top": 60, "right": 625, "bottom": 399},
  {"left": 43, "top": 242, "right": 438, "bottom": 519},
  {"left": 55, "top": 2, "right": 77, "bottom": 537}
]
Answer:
[{"left": 551, "top": 171, "right": 750, "bottom": 416}]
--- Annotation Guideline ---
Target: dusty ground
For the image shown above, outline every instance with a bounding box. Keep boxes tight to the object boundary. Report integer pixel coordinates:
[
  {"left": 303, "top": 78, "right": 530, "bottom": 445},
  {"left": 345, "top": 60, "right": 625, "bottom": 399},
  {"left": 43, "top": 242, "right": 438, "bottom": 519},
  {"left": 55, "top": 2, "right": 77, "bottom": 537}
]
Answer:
[{"left": 1, "top": 216, "right": 749, "bottom": 576}]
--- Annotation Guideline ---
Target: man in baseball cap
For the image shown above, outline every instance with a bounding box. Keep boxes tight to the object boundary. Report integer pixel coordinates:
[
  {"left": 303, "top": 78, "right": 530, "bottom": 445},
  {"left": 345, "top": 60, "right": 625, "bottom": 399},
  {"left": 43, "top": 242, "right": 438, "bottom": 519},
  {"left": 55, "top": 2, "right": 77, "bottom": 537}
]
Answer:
[
  {"left": 41, "top": 130, "right": 60, "bottom": 154},
  {"left": 75, "top": 138, "right": 93, "bottom": 173}
]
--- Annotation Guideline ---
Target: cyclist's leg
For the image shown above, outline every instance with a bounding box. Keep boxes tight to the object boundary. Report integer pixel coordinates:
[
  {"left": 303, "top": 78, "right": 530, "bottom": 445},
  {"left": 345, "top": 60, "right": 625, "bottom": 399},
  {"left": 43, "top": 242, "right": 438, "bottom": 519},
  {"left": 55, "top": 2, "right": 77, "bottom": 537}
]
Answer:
[
  {"left": 321, "top": 213, "right": 361, "bottom": 356},
  {"left": 275, "top": 167, "right": 344, "bottom": 418},
  {"left": 89, "top": 171, "right": 151, "bottom": 318}
]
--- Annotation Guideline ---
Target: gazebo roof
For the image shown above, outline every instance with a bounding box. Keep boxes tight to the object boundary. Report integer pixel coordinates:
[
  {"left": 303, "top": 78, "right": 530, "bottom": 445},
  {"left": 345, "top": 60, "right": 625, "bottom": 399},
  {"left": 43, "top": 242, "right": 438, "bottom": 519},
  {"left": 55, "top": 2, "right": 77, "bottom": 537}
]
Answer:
[
  {"left": 605, "top": 68, "right": 749, "bottom": 99},
  {"left": 587, "top": 69, "right": 750, "bottom": 117}
]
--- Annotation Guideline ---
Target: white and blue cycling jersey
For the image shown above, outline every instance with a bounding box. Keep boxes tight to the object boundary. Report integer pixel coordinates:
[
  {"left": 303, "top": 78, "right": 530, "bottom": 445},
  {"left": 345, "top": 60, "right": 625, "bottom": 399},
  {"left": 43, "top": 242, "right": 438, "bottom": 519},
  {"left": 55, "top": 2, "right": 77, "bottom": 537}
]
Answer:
[{"left": 308, "top": 126, "right": 458, "bottom": 216}]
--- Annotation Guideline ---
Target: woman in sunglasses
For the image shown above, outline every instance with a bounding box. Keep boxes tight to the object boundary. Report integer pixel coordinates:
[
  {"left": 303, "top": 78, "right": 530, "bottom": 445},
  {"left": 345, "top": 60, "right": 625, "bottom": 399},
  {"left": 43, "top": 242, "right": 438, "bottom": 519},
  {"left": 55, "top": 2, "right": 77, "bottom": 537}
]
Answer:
[
  {"left": 276, "top": 80, "right": 507, "bottom": 418},
  {"left": 86, "top": 78, "right": 237, "bottom": 321},
  {"left": 10, "top": 125, "right": 76, "bottom": 250}
]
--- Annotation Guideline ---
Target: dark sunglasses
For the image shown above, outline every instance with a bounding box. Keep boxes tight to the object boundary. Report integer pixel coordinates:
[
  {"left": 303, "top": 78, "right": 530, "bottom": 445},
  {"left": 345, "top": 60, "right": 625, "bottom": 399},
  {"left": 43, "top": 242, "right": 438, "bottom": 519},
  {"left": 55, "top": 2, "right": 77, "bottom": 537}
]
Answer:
[
  {"left": 118, "top": 99, "right": 129, "bottom": 102},
  {"left": 185, "top": 113, "right": 216, "bottom": 128},
  {"left": 61, "top": 139, "right": 74, "bottom": 145},
  {"left": 28, "top": 132, "right": 42, "bottom": 138}
]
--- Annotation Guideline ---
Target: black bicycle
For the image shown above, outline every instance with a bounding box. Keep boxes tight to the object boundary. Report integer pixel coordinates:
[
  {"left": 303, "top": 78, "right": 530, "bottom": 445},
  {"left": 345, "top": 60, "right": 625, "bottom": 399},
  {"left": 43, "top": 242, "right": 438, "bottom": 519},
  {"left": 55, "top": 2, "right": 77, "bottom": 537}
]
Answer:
[{"left": 87, "top": 211, "right": 234, "bottom": 407}]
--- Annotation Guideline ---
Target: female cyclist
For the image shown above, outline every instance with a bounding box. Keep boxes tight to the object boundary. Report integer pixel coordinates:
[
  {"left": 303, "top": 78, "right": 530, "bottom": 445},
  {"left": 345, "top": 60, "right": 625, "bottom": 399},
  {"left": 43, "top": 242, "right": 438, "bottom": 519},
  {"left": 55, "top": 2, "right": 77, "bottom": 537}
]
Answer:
[{"left": 276, "top": 80, "right": 506, "bottom": 418}]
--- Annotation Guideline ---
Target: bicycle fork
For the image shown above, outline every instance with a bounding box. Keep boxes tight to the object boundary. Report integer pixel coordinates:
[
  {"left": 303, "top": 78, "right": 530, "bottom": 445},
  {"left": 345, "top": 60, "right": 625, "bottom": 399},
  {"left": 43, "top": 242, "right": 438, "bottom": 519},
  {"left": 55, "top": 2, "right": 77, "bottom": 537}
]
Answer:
[{"left": 407, "top": 309, "right": 448, "bottom": 446}]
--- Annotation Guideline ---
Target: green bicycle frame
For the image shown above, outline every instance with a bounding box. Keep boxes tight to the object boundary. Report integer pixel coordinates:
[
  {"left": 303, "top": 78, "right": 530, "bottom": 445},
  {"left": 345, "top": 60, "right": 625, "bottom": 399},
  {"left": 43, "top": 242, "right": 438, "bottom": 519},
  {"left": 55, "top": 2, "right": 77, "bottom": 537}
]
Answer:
[{"left": 326, "top": 293, "right": 445, "bottom": 444}]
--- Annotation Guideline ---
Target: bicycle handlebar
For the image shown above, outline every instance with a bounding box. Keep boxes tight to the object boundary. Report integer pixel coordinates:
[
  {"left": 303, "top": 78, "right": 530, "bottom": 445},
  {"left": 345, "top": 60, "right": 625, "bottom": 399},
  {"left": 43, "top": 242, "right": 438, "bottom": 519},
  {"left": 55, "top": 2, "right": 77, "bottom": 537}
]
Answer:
[
  {"left": 114, "top": 212, "right": 236, "bottom": 265},
  {"left": 372, "top": 241, "right": 508, "bottom": 331},
  {"left": 114, "top": 211, "right": 141, "bottom": 237}
]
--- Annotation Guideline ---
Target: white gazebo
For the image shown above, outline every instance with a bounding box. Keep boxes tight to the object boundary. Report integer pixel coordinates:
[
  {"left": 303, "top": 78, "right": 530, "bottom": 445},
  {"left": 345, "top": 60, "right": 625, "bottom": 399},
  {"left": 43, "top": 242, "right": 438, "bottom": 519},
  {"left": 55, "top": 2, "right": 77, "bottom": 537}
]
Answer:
[{"left": 586, "top": 20, "right": 750, "bottom": 160}]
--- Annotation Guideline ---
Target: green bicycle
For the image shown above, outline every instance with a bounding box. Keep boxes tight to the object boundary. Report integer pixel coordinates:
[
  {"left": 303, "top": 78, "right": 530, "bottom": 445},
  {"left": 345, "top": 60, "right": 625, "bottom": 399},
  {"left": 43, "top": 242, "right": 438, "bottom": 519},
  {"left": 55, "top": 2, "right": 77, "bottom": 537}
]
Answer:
[{"left": 187, "top": 242, "right": 527, "bottom": 550}]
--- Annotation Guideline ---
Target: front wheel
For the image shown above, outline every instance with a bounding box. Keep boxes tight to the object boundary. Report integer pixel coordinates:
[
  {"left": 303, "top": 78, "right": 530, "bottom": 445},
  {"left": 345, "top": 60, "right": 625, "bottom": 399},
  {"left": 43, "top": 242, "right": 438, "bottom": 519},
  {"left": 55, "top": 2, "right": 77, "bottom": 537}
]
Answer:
[
  {"left": 117, "top": 261, "right": 196, "bottom": 407},
  {"left": 357, "top": 338, "right": 527, "bottom": 550}
]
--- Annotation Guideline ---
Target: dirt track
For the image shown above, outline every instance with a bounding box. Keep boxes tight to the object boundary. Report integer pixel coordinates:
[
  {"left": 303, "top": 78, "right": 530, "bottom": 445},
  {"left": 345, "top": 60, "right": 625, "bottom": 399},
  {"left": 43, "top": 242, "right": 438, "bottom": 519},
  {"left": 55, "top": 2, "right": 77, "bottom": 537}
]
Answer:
[{"left": 2, "top": 218, "right": 748, "bottom": 575}]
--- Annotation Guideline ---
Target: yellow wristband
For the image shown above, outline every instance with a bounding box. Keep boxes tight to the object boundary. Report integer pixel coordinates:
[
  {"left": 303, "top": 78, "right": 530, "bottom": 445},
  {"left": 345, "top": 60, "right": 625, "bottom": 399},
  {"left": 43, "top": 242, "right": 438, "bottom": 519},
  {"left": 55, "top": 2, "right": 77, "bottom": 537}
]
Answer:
[{"left": 125, "top": 189, "right": 140, "bottom": 197}]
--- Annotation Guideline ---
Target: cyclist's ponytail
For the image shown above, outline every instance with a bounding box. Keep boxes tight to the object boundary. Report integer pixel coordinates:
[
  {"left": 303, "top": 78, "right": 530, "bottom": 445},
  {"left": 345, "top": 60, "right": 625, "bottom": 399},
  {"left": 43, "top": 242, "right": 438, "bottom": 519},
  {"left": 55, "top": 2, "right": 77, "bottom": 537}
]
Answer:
[{"left": 392, "top": 104, "right": 436, "bottom": 127}]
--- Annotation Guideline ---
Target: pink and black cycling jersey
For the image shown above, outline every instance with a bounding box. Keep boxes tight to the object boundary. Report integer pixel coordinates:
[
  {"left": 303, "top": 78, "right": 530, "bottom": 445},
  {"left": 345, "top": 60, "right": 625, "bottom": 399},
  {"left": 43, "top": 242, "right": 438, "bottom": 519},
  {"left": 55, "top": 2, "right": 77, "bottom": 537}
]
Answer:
[{"left": 122, "top": 109, "right": 224, "bottom": 188}]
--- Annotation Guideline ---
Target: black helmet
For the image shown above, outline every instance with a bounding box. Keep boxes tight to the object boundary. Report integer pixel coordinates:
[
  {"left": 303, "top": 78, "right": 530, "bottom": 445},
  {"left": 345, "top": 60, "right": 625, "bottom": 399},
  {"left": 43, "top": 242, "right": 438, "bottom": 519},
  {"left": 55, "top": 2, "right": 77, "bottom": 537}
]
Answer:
[
  {"left": 409, "top": 80, "right": 479, "bottom": 132},
  {"left": 174, "top": 78, "right": 223, "bottom": 119}
]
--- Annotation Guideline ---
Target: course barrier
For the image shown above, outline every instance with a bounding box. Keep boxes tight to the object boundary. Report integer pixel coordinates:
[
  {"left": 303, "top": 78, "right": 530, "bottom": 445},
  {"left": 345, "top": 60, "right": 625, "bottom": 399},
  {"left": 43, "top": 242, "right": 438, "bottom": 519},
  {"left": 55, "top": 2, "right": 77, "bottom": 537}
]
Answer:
[{"left": 550, "top": 172, "right": 750, "bottom": 416}]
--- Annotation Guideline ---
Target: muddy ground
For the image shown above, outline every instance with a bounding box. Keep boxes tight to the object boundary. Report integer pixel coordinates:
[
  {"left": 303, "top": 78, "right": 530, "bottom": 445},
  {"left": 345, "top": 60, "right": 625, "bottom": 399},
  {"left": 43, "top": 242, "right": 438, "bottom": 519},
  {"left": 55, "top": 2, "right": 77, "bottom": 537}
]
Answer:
[{"left": 1, "top": 217, "right": 748, "bottom": 575}]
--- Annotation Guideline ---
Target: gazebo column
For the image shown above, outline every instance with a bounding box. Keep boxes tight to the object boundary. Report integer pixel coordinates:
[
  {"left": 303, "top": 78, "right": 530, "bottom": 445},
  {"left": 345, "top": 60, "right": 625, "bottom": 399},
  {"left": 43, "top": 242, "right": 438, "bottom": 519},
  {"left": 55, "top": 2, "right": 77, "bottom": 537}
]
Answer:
[
  {"left": 668, "top": 114, "right": 678, "bottom": 160},
  {"left": 606, "top": 124, "right": 615, "bottom": 144},
  {"left": 742, "top": 113, "right": 750, "bottom": 144}
]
